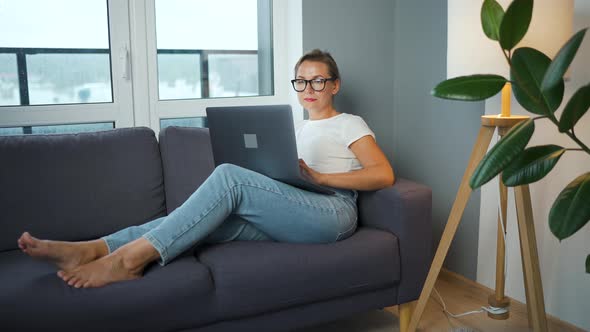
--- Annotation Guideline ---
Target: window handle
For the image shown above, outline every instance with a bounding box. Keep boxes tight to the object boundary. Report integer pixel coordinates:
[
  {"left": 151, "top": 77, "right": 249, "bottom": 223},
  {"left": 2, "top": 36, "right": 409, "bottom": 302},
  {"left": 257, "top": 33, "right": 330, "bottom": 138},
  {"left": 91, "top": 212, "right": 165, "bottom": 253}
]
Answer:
[{"left": 120, "top": 46, "right": 130, "bottom": 80}]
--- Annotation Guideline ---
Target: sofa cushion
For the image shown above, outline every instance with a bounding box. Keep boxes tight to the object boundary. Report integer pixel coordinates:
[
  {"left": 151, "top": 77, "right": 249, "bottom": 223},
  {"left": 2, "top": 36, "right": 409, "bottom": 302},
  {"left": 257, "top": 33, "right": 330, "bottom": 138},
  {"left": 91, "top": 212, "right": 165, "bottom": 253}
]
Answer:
[
  {"left": 0, "top": 250, "right": 216, "bottom": 332},
  {"left": 159, "top": 126, "right": 215, "bottom": 214},
  {"left": 197, "top": 228, "right": 400, "bottom": 320},
  {"left": 0, "top": 127, "right": 166, "bottom": 252}
]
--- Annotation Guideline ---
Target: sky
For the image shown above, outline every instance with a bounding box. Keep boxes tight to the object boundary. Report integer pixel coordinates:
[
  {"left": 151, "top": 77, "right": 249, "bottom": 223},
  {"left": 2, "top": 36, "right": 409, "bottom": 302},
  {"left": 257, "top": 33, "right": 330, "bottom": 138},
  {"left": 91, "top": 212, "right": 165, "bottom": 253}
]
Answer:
[{"left": 0, "top": 0, "right": 258, "bottom": 50}]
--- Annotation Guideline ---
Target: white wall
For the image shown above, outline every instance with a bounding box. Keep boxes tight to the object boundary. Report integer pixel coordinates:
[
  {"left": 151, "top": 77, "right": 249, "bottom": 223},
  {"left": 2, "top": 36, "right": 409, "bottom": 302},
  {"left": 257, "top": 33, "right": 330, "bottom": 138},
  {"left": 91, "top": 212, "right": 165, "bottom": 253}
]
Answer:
[
  {"left": 286, "top": 0, "right": 304, "bottom": 123},
  {"left": 474, "top": 1, "right": 590, "bottom": 330}
]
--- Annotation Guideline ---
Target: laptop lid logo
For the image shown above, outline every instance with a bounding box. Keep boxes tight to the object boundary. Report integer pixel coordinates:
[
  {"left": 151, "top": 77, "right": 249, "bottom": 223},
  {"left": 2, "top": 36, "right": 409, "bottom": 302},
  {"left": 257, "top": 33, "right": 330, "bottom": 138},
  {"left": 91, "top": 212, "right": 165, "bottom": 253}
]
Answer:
[{"left": 243, "top": 134, "right": 258, "bottom": 149}]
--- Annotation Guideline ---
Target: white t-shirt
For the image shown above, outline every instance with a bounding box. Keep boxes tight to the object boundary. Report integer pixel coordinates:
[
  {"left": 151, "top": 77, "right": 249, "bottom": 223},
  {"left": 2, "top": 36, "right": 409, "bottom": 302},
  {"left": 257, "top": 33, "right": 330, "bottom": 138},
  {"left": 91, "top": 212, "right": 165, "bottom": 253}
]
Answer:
[{"left": 295, "top": 113, "right": 375, "bottom": 174}]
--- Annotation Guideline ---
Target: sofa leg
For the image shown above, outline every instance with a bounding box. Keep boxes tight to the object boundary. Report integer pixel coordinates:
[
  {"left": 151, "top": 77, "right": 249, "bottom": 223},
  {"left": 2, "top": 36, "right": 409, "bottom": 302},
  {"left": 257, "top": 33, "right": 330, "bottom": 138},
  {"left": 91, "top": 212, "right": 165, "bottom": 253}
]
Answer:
[{"left": 399, "top": 301, "right": 416, "bottom": 332}]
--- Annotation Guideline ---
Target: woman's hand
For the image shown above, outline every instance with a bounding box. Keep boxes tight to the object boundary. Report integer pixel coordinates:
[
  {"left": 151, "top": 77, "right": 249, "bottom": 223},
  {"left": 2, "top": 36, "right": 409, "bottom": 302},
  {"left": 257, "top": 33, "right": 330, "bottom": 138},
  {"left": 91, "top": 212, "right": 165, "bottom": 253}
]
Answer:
[{"left": 299, "top": 159, "right": 325, "bottom": 185}]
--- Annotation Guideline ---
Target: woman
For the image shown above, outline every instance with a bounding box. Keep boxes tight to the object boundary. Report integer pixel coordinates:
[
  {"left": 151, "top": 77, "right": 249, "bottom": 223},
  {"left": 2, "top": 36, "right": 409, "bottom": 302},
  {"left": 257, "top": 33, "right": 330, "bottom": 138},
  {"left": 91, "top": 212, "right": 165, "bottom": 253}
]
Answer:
[{"left": 17, "top": 49, "right": 395, "bottom": 289}]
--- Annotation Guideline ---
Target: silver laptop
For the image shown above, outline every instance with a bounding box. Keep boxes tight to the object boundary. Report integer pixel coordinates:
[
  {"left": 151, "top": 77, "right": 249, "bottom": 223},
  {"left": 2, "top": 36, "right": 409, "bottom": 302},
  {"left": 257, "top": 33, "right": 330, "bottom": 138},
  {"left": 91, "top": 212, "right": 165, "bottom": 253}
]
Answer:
[{"left": 206, "top": 105, "right": 335, "bottom": 195}]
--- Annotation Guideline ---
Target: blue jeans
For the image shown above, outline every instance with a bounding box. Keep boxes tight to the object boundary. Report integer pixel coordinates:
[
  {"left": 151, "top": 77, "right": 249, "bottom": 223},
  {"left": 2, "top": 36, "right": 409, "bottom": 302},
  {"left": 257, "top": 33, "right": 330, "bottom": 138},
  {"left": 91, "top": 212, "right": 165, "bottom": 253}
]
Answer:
[{"left": 102, "top": 164, "right": 358, "bottom": 265}]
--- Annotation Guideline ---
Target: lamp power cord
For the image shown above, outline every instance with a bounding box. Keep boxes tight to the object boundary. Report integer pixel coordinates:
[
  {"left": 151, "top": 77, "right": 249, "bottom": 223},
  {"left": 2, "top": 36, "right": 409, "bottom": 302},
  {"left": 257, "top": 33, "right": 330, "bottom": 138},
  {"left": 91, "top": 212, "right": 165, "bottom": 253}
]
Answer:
[
  {"left": 430, "top": 128, "right": 511, "bottom": 327},
  {"left": 432, "top": 287, "right": 509, "bottom": 318}
]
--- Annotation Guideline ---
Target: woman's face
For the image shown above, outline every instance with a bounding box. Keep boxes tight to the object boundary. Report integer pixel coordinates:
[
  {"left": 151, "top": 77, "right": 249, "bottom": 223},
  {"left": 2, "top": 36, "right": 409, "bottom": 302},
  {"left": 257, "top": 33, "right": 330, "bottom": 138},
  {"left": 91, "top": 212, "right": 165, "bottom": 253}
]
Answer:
[{"left": 295, "top": 60, "right": 340, "bottom": 114}]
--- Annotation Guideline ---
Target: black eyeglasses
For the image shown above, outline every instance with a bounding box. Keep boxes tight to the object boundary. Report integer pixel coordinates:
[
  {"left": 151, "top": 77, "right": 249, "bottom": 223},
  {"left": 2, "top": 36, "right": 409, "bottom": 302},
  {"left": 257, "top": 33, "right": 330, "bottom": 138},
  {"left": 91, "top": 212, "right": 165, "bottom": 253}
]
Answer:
[{"left": 291, "top": 77, "right": 337, "bottom": 92}]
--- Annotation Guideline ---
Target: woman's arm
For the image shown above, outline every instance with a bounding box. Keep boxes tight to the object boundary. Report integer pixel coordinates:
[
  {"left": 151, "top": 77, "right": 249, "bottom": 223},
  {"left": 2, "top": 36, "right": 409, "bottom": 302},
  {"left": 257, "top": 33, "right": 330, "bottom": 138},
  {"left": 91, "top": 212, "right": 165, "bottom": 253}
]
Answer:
[{"left": 299, "top": 135, "right": 395, "bottom": 191}]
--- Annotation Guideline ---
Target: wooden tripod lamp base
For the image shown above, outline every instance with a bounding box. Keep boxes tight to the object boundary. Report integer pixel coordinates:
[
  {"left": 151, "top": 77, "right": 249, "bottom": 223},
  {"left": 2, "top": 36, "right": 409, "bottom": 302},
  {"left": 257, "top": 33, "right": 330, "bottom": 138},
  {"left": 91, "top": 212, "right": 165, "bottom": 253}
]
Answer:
[
  {"left": 487, "top": 294, "right": 511, "bottom": 320},
  {"left": 405, "top": 114, "right": 548, "bottom": 332}
]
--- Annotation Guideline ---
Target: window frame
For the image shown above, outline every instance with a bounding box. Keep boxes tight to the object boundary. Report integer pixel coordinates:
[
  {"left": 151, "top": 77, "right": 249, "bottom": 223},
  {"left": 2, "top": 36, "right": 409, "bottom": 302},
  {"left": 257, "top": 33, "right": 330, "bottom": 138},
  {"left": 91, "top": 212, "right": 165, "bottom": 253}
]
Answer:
[
  {"left": 0, "top": 0, "right": 134, "bottom": 130},
  {"left": 0, "top": 0, "right": 303, "bottom": 134},
  {"left": 139, "top": 0, "right": 296, "bottom": 135}
]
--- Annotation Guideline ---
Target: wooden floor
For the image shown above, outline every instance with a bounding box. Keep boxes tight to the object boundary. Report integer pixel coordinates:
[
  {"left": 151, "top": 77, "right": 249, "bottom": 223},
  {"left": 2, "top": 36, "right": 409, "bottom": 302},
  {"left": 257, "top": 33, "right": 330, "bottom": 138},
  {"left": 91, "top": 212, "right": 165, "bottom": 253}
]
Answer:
[{"left": 387, "top": 269, "right": 585, "bottom": 332}]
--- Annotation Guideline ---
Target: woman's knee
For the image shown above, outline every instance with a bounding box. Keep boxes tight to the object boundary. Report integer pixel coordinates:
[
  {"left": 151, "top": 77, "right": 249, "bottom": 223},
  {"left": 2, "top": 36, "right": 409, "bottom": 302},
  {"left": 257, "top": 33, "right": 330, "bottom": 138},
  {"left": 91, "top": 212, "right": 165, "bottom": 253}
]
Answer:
[
  {"left": 212, "top": 163, "right": 245, "bottom": 177},
  {"left": 210, "top": 163, "right": 254, "bottom": 186}
]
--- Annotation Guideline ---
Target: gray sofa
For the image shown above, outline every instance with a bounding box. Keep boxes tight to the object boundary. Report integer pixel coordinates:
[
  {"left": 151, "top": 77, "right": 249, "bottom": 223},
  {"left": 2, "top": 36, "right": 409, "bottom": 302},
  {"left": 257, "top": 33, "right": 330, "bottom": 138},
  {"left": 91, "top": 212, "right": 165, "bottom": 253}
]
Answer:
[{"left": 0, "top": 126, "right": 432, "bottom": 332}]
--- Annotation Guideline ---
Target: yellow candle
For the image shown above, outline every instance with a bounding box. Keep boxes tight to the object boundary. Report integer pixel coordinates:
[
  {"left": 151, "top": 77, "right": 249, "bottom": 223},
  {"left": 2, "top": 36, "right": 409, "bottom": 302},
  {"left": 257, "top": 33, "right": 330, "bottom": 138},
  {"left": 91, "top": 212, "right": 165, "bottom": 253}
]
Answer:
[{"left": 501, "top": 82, "right": 511, "bottom": 117}]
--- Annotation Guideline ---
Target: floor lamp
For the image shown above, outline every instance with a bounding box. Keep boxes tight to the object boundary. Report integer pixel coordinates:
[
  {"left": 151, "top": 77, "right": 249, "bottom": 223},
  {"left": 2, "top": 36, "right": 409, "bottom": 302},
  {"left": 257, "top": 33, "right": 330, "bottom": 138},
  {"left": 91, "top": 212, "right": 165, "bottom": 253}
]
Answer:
[
  {"left": 405, "top": 1, "right": 573, "bottom": 331},
  {"left": 408, "top": 100, "right": 547, "bottom": 332}
]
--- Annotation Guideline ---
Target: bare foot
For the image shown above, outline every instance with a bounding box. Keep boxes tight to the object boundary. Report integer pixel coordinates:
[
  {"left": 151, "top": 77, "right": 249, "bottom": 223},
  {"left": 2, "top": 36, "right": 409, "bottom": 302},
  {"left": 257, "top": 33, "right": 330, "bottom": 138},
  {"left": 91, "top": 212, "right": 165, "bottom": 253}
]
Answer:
[
  {"left": 57, "top": 237, "right": 159, "bottom": 288},
  {"left": 18, "top": 232, "right": 107, "bottom": 271},
  {"left": 57, "top": 253, "right": 143, "bottom": 288}
]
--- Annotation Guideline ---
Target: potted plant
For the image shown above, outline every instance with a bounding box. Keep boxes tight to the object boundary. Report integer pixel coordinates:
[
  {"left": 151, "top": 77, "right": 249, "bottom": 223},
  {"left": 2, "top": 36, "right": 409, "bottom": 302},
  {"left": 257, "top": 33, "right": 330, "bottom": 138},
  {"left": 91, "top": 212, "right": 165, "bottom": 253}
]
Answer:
[{"left": 432, "top": 0, "right": 589, "bottom": 273}]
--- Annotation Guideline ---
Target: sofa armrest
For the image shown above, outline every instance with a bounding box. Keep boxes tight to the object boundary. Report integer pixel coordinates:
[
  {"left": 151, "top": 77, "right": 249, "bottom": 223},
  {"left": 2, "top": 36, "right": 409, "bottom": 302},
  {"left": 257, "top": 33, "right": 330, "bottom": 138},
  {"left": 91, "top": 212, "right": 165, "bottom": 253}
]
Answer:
[{"left": 357, "top": 178, "right": 432, "bottom": 304}]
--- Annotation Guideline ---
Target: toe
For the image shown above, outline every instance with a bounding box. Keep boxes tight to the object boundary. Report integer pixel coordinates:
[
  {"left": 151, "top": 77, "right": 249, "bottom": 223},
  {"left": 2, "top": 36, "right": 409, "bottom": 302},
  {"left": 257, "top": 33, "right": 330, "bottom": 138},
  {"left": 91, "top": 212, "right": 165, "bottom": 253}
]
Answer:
[
  {"left": 57, "top": 270, "right": 70, "bottom": 281},
  {"left": 67, "top": 277, "right": 79, "bottom": 286},
  {"left": 22, "top": 232, "right": 31, "bottom": 242},
  {"left": 21, "top": 232, "right": 37, "bottom": 247},
  {"left": 74, "top": 280, "right": 84, "bottom": 288},
  {"left": 17, "top": 238, "right": 26, "bottom": 250}
]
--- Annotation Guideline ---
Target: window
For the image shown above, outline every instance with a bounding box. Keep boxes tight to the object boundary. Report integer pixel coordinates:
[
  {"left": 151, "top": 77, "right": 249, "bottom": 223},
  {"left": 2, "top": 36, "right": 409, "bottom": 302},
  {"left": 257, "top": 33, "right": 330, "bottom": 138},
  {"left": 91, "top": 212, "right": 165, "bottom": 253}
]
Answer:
[
  {"left": 157, "top": 52, "right": 202, "bottom": 100},
  {"left": 160, "top": 117, "right": 207, "bottom": 129},
  {"left": 153, "top": 0, "right": 273, "bottom": 101},
  {"left": 0, "top": 0, "right": 112, "bottom": 107},
  {"left": 0, "top": 0, "right": 300, "bottom": 135},
  {"left": 0, "top": 122, "right": 114, "bottom": 136},
  {"left": 0, "top": 54, "right": 19, "bottom": 106},
  {"left": 208, "top": 53, "right": 261, "bottom": 98},
  {"left": 0, "top": 0, "right": 133, "bottom": 133}
]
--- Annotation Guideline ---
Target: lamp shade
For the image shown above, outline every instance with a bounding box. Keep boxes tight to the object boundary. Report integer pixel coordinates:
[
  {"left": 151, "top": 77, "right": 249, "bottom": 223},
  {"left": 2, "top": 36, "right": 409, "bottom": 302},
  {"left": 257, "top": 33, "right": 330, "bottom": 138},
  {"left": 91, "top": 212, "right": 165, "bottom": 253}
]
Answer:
[{"left": 447, "top": 0, "right": 573, "bottom": 79}]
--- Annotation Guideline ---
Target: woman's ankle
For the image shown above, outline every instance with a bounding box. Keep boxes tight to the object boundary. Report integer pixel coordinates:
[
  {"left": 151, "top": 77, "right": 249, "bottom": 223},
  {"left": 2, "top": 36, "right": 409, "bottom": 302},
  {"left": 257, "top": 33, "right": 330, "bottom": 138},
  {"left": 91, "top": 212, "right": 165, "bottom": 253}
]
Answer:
[
  {"left": 117, "top": 238, "right": 160, "bottom": 272},
  {"left": 87, "top": 239, "right": 110, "bottom": 260}
]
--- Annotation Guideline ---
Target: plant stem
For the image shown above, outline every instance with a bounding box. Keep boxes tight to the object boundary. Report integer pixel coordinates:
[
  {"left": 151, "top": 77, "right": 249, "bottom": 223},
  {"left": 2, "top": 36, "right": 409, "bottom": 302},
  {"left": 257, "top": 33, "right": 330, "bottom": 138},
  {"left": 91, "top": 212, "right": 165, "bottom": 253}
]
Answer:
[
  {"left": 503, "top": 49, "right": 512, "bottom": 67},
  {"left": 545, "top": 115, "right": 590, "bottom": 154},
  {"left": 568, "top": 132, "right": 590, "bottom": 154},
  {"left": 566, "top": 148, "right": 585, "bottom": 151}
]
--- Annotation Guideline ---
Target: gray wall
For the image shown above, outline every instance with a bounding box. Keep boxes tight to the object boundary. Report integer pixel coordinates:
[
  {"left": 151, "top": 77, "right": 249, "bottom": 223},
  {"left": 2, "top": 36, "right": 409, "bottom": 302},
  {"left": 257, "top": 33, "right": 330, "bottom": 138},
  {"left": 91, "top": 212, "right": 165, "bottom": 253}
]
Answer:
[{"left": 302, "top": 0, "right": 485, "bottom": 280}]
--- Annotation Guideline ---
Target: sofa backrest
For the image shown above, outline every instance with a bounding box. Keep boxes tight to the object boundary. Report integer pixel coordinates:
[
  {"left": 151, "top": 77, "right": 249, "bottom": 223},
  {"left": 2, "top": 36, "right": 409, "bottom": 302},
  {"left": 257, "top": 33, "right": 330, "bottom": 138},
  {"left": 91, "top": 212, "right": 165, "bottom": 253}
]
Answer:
[
  {"left": 158, "top": 126, "right": 215, "bottom": 214},
  {"left": 0, "top": 127, "right": 167, "bottom": 252}
]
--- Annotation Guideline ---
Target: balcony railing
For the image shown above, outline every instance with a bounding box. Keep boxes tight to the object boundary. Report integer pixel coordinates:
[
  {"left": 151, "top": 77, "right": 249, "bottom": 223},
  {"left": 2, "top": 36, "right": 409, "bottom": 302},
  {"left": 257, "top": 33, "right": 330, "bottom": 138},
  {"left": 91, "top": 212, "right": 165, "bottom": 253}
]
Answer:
[{"left": 0, "top": 47, "right": 258, "bottom": 106}]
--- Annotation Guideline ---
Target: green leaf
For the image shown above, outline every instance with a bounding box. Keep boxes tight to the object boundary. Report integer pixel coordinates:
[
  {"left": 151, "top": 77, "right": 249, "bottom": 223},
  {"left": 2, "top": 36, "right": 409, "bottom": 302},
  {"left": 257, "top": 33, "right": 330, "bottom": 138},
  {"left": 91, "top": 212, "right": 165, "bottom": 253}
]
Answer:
[
  {"left": 549, "top": 172, "right": 590, "bottom": 241},
  {"left": 470, "top": 119, "right": 534, "bottom": 189},
  {"left": 481, "top": 0, "right": 505, "bottom": 41},
  {"left": 432, "top": 75, "right": 507, "bottom": 101},
  {"left": 502, "top": 145, "right": 565, "bottom": 186},
  {"left": 559, "top": 83, "right": 590, "bottom": 132},
  {"left": 542, "top": 28, "right": 588, "bottom": 92},
  {"left": 511, "top": 48, "right": 564, "bottom": 115},
  {"left": 499, "top": 0, "right": 533, "bottom": 50},
  {"left": 587, "top": 254, "right": 590, "bottom": 274}
]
